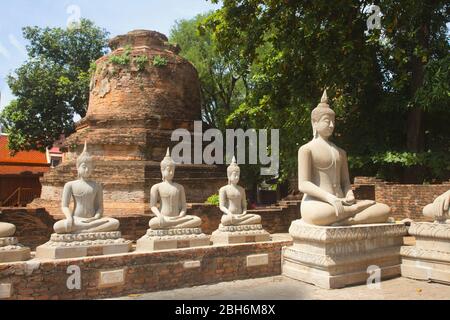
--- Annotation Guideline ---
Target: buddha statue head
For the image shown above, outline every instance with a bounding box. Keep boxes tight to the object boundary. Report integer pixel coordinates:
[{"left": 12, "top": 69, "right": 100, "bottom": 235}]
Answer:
[
  {"left": 227, "top": 156, "right": 240, "bottom": 185},
  {"left": 160, "top": 148, "right": 175, "bottom": 181},
  {"left": 311, "top": 90, "right": 335, "bottom": 139},
  {"left": 76, "top": 142, "right": 93, "bottom": 179}
]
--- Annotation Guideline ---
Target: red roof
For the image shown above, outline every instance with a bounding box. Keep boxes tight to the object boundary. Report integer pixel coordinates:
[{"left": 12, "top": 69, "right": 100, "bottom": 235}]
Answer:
[{"left": 0, "top": 135, "right": 50, "bottom": 175}]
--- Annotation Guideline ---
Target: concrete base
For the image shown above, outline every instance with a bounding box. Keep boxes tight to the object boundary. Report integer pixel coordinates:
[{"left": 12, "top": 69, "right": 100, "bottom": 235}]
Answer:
[
  {"left": 401, "top": 222, "right": 450, "bottom": 285},
  {"left": 282, "top": 220, "right": 408, "bottom": 289},
  {"left": 136, "top": 228, "right": 211, "bottom": 251},
  {"left": 211, "top": 224, "right": 271, "bottom": 245},
  {"left": 0, "top": 237, "right": 31, "bottom": 263},
  {"left": 35, "top": 232, "right": 132, "bottom": 259}
]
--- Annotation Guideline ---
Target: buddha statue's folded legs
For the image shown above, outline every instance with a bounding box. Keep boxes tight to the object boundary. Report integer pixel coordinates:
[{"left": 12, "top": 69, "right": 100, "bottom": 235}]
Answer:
[
  {"left": 53, "top": 216, "right": 120, "bottom": 234},
  {"left": 0, "top": 222, "right": 16, "bottom": 238},
  {"left": 221, "top": 213, "right": 261, "bottom": 226},
  {"left": 148, "top": 215, "right": 202, "bottom": 230},
  {"left": 301, "top": 199, "right": 390, "bottom": 226}
]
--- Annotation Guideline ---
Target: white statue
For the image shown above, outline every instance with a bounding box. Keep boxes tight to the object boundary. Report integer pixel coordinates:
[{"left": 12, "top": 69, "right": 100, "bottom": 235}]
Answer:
[
  {"left": 0, "top": 221, "right": 15, "bottom": 238},
  {"left": 298, "top": 90, "right": 390, "bottom": 226},
  {"left": 53, "top": 142, "right": 120, "bottom": 234},
  {"left": 219, "top": 156, "right": 261, "bottom": 226},
  {"left": 423, "top": 190, "right": 450, "bottom": 223},
  {"left": 148, "top": 148, "right": 202, "bottom": 229}
]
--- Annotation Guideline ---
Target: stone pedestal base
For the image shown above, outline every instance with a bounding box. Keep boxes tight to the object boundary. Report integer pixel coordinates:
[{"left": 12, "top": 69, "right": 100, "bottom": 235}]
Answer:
[
  {"left": 0, "top": 237, "right": 31, "bottom": 263},
  {"left": 211, "top": 224, "right": 271, "bottom": 245},
  {"left": 35, "top": 232, "right": 132, "bottom": 260},
  {"left": 282, "top": 220, "right": 408, "bottom": 289},
  {"left": 136, "top": 228, "right": 210, "bottom": 251},
  {"left": 401, "top": 222, "right": 450, "bottom": 284}
]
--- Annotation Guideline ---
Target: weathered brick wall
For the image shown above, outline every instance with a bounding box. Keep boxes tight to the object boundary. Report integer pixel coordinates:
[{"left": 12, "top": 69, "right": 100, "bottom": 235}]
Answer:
[
  {"left": 0, "top": 208, "right": 55, "bottom": 249},
  {"left": 375, "top": 183, "right": 450, "bottom": 221},
  {"left": 0, "top": 240, "right": 291, "bottom": 300}
]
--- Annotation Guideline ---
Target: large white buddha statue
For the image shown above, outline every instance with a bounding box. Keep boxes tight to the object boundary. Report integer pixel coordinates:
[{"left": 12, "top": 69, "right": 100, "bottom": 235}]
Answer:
[
  {"left": 298, "top": 90, "right": 391, "bottom": 226},
  {"left": 53, "top": 142, "right": 120, "bottom": 234},
  {"left": 148, "top": 148, "right": 202, "bottom": 229},
  {"left": 423, "top": 190, "right": 450, "bottom": 223},
  {"left": 218, "top": 156, "right": 261, "bottom": 226}
]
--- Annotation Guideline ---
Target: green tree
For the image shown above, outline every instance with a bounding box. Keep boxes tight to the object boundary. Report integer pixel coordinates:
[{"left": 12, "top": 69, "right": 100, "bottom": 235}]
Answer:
[
  {"left": 204, "top": 0, "right": 449, "bottom": 183},
  {"left": 169, "top": 13, "right": 247, "bottom": 130},
  {"left": 0, "top": 19, "right": 109, "bottom": 152}
]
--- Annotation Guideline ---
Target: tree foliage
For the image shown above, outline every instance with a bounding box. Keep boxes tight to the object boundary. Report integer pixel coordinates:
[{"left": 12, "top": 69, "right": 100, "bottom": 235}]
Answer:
[
  {"left": 169, "top": 13, "right": 247, "bottom": 130},
  {"left": 203, "top": 0, "right": 449, "bottom": 183},
  {"left": 0, "top": 19, "right": 109, "bottom": 152}
]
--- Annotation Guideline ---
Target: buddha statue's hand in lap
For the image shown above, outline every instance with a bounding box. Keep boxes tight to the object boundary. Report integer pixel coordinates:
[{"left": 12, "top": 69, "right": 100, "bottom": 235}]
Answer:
[
  {"left": 148, "top": 148, "right": 201, "bottom": 230},
  {"left": 298, "top": 90, "right": 390, "bottom": 226},
  {"left": 423, "top": 190, "right": 450, "bottom": 223},
  {"left": 53, "top": 143, "right": 120, "bottom": 234},
  {"left": 219, "top": 156, "right": 261, "bottom": 226}
]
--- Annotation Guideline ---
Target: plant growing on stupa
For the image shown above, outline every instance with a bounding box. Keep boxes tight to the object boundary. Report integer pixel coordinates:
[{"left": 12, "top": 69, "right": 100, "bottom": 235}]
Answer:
[
  {"left": 135, "top": 55, "right": 149, "bottom": 71},
  {"left": 152, "top": 55, "right": 168, "bottom": 67}
]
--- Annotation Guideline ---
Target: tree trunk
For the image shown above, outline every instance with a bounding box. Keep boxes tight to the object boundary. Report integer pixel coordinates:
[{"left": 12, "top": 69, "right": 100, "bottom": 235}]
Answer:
[{"left": 404, "top": 21, "right": 428, "bottom": 183}]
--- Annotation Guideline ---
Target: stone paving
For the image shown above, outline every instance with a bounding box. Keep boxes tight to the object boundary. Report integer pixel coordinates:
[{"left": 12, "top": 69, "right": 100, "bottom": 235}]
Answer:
[{"left": 113, "top": 275, "right": 450, "bottom": 300}]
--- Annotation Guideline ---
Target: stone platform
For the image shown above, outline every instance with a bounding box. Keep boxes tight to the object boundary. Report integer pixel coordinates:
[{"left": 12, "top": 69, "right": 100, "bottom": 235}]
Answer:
[
  {"left": 136, "top": 228, "right": 210, "bottom": 251},
  {"left": 211, "top": 224, "right": 271, "bottom": 245},
  {"left": 0, "top": 238, "right": 30, "bottom": 263},
  {"left": 401, "top": 222, "right": 450, "bottom": 284},
  {"left": 282, "top": 220, "right": 408, "bottom": 289},
  {"left": 35, "top": 232, "right": 132, "bottom": 259}
]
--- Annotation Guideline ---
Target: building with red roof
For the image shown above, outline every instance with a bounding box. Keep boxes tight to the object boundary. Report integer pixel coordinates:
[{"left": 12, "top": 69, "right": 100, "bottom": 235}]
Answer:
[{"left": 0, "top": 134, "right": 51, "bottom": 206}]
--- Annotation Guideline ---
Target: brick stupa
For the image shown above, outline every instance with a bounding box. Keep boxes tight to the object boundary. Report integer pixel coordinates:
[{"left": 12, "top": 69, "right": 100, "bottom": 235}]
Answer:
[{"left": 30, "top": 30, "right": 226, "bottom": 217}]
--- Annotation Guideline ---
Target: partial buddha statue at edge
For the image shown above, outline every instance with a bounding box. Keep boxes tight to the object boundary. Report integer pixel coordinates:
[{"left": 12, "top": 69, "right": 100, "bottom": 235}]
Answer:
[
  {"left": 0, "top": 219, "right": 16, "bottom": 238},
  {"left": 423, "top": 189, "right": 450, "bottom": 223}
]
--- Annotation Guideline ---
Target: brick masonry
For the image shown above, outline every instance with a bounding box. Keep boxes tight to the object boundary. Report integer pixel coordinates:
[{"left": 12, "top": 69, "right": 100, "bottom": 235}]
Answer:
[
  {"left": 374, "top": 183, "right": 450, "bottom": 221},
  {"left": 0, "top": 240, "right": 291, "bottom": 300},
  {"left": 353, "top": 177, "right": 450, "bottom": 221}
]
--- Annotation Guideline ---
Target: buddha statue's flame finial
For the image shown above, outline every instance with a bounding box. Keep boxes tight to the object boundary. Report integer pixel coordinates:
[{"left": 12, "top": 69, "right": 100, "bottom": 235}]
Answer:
[
  {"left": 76, "top": 141, "right": 92, "bottom": 168},
  {"left": 321, "top": 89, "right": 328, "bottom": 104},
  {"left": 227, "top": 155, "right": 240, "bottom": 178},
  {"left": 161, "top": 147, "right": 175, "bottom": 170}
]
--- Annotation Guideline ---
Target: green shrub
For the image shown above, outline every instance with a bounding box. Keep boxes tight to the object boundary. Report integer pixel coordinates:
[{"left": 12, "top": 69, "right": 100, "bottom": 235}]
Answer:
[
  {"left": 206, "top": 194, "right": 219, "bottom": 206},
  {"left": 153, "top": 55, "right": 168, "bottom": 67},
  {"left": 134, "top": 55, "right": 149, "bottom": 71},
  {"left": 109, "top": 45, "right": 133, "bottom": 66}
]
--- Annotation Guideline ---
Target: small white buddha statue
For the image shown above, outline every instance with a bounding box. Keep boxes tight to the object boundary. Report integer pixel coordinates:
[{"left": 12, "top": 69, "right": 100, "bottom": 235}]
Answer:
[
  {"left": 148, "top": 148, "right": 202, "bottom": 229},
  {"left": 423, "top": 190, "right": 450, "bottom": 223},
  {"left": 218, "top": 156, "right": 261, "bottom": 226},
  {"left": 53, "top": 142, "right": 120, "bottom": 234},
  {"left": 298, "top": 90, "right": 391, "bottom": 226}
]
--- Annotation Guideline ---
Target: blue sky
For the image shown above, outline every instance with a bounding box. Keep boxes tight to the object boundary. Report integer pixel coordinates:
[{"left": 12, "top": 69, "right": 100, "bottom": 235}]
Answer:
[{"left": 0, "top": 0, "right": 221, "bottom": 111}]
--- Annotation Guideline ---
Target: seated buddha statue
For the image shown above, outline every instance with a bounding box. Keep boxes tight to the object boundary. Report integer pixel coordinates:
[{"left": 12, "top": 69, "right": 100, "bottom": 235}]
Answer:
[
  {"left": 423, "top": 189, "right": 450, "bottom": 223},
  {"left": 148, "top": 148, "right": 202, "bottom": 229},
  {"left": 298, "top": 90, "right": 391, "bottom": 226},
  {"left": 219, "top": 156, "right": 261, "bottom": 226},
  {"left": 0, "top": 221, "right": 16, "bottom": 238},
  {"left": 53, "top": 142, "right": 120, "bottom": 234}
]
